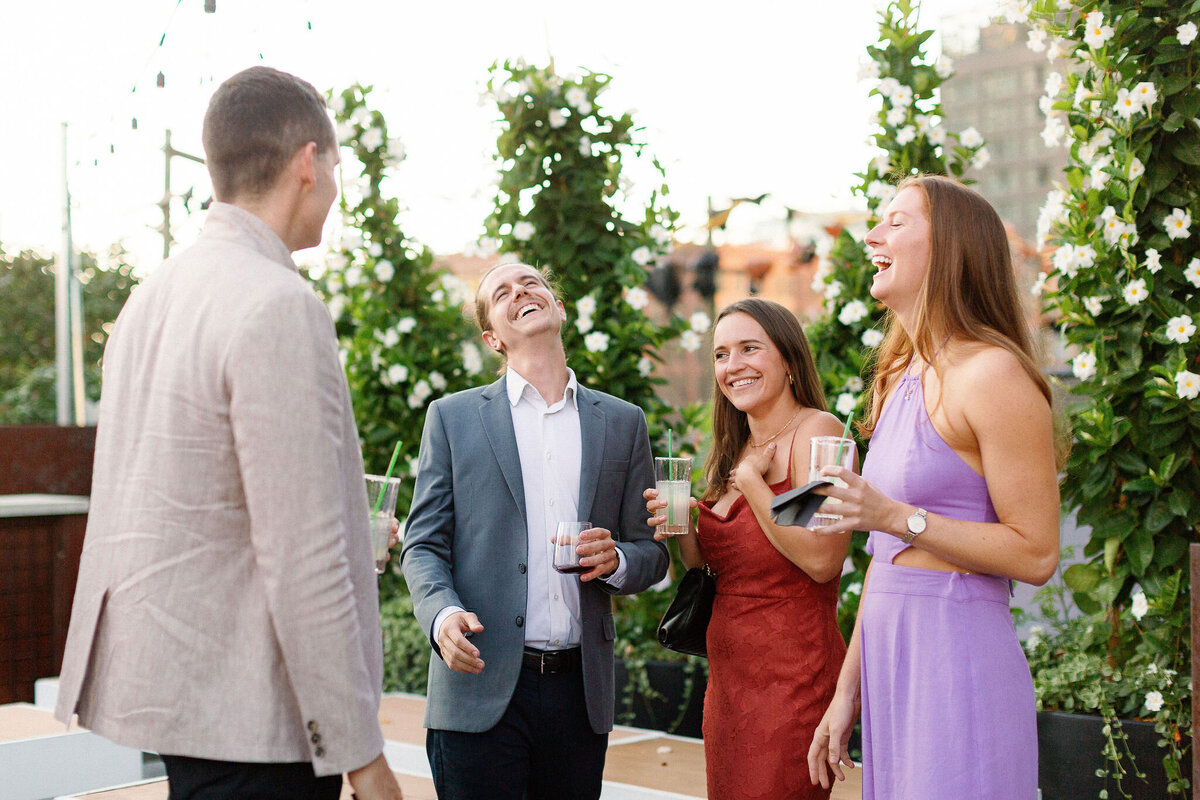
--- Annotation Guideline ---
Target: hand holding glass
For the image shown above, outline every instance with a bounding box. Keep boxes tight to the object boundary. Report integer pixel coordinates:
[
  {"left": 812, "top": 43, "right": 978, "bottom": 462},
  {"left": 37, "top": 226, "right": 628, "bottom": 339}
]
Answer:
[
  {"left": 365, "top": 474, "right": 402, "bottom": 574},
  {"left": 808, "top": 436, "right": 855, "bottom": 529},
  {"left": 553, "top": 521, "right": 592, "bottom": 574},
  {"left": 654, "top": 457, "right": 692, "bottom": 535}
]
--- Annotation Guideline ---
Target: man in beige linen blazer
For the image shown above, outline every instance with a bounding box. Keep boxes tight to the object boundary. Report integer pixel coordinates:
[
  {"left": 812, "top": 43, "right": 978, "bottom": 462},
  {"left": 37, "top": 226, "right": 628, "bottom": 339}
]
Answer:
[{"left": 54, "top": 67, "right": 402, "bottom": 800}]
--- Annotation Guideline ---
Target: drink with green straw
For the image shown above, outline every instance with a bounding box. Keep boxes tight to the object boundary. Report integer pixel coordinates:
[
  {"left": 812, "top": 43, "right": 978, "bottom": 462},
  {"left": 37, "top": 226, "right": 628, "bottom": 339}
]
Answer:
[
  {"left": 655, "top": 430, "right": 691, "bottom": 535},
  {"left": 365, "top": 442, "right": 403, "bottom": 574},
  {"left": 808, "top": 415, "right": 856, "bottom": 530}
]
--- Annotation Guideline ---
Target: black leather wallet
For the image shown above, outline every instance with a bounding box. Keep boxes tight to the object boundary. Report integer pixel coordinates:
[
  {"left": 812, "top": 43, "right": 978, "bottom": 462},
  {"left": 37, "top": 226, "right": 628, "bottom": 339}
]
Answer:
[{"left": 769, "top": 479, "right": 833, "bottom": 527}]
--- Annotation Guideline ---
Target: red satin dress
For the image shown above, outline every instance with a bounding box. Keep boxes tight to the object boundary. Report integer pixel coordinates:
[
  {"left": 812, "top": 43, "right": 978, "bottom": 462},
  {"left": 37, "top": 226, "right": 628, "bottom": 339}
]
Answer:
[{"left": 697, "top": 452, "right": 846, "bottom": 800}]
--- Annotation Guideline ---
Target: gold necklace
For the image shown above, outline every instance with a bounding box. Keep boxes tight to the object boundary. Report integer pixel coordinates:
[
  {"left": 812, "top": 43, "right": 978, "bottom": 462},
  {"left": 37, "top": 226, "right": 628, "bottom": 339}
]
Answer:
[{"left": 748, "top": 408, "right": 802, "bottom": 448}]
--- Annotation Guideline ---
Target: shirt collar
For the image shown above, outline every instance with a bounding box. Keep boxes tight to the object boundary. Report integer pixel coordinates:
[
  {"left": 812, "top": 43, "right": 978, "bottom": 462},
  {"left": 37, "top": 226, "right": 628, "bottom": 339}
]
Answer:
[
  {"left": 505, "top": 366, "right": 578, "bottom": 410},
  {"left": 202, "top": 202, "right": 297, "bottom": 272}
]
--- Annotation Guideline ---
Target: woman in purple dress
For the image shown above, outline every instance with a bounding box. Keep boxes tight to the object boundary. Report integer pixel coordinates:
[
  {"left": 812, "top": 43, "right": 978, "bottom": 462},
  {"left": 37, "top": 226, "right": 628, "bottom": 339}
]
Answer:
[{"left": 806, "top": 175, "right": 1062, "bottom": 799}]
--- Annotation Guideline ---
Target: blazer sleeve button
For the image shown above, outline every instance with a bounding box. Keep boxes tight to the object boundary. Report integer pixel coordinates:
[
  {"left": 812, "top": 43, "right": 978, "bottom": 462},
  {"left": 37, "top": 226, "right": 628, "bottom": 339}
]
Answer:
[
  {"left": 307, "top": 720, "right": 319, "bottom": 733},
  {"left": 311, "top": 733, "right": 322, "bottom": 745},
  {"left": 314, "top": 746, "right": 325, "bottom": 758},
  {"left": 515, "top": 615, "right": 524, "bottom": 627},
  {"left": 518, "top": 563, "right": 526, "bottom": 574}
]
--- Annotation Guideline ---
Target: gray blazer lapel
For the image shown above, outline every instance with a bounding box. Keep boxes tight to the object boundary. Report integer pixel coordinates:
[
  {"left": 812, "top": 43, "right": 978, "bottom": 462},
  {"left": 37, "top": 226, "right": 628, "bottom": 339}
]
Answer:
[
  {"left": 577, "top": 387, "right": 606, "bottom": 524},
  {"left": 479, "top": 378, "right": 527, "bottom": 528}
]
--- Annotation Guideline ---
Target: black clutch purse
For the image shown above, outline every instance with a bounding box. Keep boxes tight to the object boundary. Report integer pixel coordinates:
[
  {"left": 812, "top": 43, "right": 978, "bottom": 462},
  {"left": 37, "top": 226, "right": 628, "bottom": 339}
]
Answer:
[{"left": 656, "top": 564, "right": 716, "bottom": 658}]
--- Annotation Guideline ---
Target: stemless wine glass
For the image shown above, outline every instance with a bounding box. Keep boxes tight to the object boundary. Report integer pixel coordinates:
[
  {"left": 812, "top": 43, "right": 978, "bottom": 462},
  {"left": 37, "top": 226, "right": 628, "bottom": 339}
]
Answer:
[{"left": 553, "top": 521, "right": 592, "bottom": 574}]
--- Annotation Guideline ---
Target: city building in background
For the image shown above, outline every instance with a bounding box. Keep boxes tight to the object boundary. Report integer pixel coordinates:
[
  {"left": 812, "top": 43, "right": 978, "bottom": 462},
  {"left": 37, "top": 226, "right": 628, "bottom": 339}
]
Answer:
[{"left": 941, "top": 21, "right": 1068, "bottom": 243}]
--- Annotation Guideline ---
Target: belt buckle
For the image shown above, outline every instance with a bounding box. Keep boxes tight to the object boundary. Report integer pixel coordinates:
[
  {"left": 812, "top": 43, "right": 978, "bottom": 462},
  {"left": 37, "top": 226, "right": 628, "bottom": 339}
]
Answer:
[{"left": 537, "top": 651, "right": 549, "bottom": 674}]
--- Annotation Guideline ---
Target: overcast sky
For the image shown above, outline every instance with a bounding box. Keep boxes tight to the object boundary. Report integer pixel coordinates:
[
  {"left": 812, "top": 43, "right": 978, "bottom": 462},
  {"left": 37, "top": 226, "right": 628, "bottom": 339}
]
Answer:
[{"left": 1, "top": 0, "right": 994, "bottom": 272}]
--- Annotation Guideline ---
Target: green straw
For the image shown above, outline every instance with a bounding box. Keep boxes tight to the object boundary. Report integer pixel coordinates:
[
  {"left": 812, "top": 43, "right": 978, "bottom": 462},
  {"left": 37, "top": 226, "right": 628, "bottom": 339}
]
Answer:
[
  {"left": 667, "top": 429, "right": 675, "bottom": 526},
  {"left": 373, "top": 441, "right": 403, "bottom": 513},
  {"left": 833, "top": 413, "right": 854, "bottom": 468}
]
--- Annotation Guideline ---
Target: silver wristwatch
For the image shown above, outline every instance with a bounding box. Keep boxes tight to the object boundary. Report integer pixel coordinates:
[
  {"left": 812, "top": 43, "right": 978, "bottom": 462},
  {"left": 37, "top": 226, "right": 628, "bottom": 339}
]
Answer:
[{"left": 902, "top": 507, "right": 927, "bottom": 544}]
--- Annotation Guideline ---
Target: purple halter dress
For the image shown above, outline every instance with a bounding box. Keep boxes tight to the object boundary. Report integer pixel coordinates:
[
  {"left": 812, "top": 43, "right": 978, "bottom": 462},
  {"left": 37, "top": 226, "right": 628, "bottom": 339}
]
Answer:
[{"left": 858, "top": 370, "right": 1037, "bottom": 799}]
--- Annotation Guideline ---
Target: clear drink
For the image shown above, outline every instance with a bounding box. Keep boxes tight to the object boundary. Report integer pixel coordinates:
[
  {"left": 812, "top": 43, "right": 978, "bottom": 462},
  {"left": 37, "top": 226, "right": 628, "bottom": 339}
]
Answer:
[
  {"left": 656, "top": 479, "right": 691, "bottom": 535},
  {"left": 370, "top": 511, "right": 392, "bottom": 574},
  {"left": 808, "top": 436, "right": 855, "bottom": 529}
]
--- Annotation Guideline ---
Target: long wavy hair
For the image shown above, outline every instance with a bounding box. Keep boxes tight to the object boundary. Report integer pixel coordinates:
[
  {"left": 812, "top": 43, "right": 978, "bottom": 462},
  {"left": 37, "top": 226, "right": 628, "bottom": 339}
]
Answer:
[
  {"left": 702, "top": 298, "right": 826, "bottom": 502},
  {"left": 862, "top": 175, "right": 1059, "bottom": 453}
]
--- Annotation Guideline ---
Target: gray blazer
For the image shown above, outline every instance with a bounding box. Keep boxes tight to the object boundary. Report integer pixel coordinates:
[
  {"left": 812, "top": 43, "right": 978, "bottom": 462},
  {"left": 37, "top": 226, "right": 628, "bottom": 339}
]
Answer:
[
  {"left": 54, "top": 204, "right": 385, "bottom": 776},
  {"left": 401, "top": 377, "right": 668, "bottom": 734}
]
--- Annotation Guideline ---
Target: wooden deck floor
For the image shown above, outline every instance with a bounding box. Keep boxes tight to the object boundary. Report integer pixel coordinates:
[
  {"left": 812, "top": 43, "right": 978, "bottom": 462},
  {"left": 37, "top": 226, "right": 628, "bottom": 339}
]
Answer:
[{"left": 5, "top": 695, "right": 862, "bottom": 799}]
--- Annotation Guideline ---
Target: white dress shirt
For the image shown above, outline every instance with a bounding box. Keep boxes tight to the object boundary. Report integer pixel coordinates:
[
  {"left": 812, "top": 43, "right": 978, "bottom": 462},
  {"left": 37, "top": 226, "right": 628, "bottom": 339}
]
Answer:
[{"left": 433, "top": 367, "right": 628, "bottom": 651}]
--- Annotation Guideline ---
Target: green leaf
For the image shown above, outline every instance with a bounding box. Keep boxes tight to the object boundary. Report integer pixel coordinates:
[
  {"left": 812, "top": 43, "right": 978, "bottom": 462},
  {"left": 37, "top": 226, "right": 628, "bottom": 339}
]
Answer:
[
  {"left": 1104, "top": 536, "right": 1121, "bottom": 573},
  {"left": 1167, "top": 489, "right": 1192, "bottom": 517},
  {"left": 1064, "top": 562, "right": 1102, "bottom": 593},
  {"left": 1162, "top": 72, "right": 1193, "bottom": 96},
  {"left": 1145, "top": 498, "right": 1175, "bottom": 534},
  {"left": 1169, "top": 138, "right": 1200, "bottom": 166}
]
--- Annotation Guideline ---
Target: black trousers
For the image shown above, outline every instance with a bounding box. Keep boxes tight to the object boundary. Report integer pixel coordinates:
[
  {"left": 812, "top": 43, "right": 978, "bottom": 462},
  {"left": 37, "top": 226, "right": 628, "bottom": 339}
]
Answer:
[
  {"left": 162, "top": 754, "right": 342, "bottom": 800},
  {"left": 427, "top": 663, "right": 608, "bottom": 800}
]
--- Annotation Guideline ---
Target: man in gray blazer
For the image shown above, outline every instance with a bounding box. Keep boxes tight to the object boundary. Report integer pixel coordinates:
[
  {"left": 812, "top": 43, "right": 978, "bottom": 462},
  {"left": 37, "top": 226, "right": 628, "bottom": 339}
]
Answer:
[
  {"left": 54, "top": 67, "right": 403, "bottom": 800},
  {"left": 402, "top": 262, "right": 669, "bottom": 800}
]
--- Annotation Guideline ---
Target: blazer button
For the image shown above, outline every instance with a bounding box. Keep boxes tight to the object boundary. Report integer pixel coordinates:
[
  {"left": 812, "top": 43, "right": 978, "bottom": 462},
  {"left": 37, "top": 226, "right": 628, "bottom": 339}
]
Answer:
[
  {"left": 518, "top": 563, "right": 526, "bottom": 574},
  {"left": 314, "top": 746, "right": 325, "bottom": 758},
  {"left": 515, "top": 615, "right": 524, "bottom": 628},
  {"left": 311, "top": 733, "right": 322, "bottom": 745},
  {"left": 307, "top": 720, "right": 319, "bottom": 733}
]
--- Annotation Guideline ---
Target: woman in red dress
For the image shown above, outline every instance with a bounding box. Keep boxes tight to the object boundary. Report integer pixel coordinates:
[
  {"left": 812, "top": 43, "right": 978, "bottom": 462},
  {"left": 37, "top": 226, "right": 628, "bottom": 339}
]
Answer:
[{"left": 648, "top": 298, "right": 851, "bottom": 799}]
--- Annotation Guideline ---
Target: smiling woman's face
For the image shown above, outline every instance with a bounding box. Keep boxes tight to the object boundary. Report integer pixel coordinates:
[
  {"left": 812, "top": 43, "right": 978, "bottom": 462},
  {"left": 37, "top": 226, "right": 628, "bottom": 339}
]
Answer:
[
  {"left": 864, "top": 186, "right": 932, "bottom": 317},
  {"left": 711, "top": 311, "right": 789, "bottom": 415}
]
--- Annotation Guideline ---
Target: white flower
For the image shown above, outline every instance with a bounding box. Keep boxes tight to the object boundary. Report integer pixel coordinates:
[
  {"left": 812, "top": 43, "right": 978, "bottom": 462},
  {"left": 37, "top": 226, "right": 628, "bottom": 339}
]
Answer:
[
  {"left": 1165, "top": 208, "right": 1192, "bottom": 240},
  {"left": 367, "top": 240, "right": 384, "bottom": 258},
  {"left": 824, "top": 280, "right": 844, "bottom": 300},
  {"left": 1046, "top": 37, "right": 1066, "bottom": 62},
  {"left": 565, "top": 86, "right": 588, "bottom": 109},
  {"left": 1073, "top": 80, "right": 1094, "bottom": 109},
  {"left": 1000, "top": 0, "right": 1031, "bottom": 24},
  {"left": 461, "top": 343, "right": 483, "bottom": 376},
  {"left": 862, "top": 328, "right": 885, "bottom": 348},
  {"left": 866, "top": 180, "right": 897, "bottom": 203},
  {"left": 1031, "top": 271, "right": 1048, "bottom": 297},
  {"left": 690, "top": 311, "right": 712, "bottom": 333},
  {"left": 1123, "top": 278, "right": 1148, "bottom": 306},
  {"left": 872, "top": 152, "right": 891, "bottom": 174},
  {"left": 1186, "top": 258, "right": 1200, "bottom": 287},
  {"left": 1083, "top": 296, "right": 1104, "bottom": 316},
  {"left": 891, "top": 85, "right": 914, "bottom": 108},
  {"left": 431, "top": 289, "right": 445, "bottom": 304},
  {"left": 858, "top": 60, "right": 881, "bottom": 81},
  {"left": 844, "top": 376, "right": 864, "bottom": 392},
  {"left": 1027, "top": 28, "right": 1047, "bottom": 52},
  {"left": 934, "top": 55, "right": 954, "bottom": 79},
  {"left": 350, "top": 105, "right": 372, "bottom": 128},
  {"left": 1115, "top": 88, "right": 1141, "bottom": 119},
  {"left": 959, "top": 126, "right": 983, "bottom": 148},
  {"left": 548, "top": 109, "right": 568, "bottom": 129},
  {"left": 1083, "top": 11, "right": 1114, "bottom": 50},
  {"left": 896, "top": 125, "right": 917, "bottom": 146},
  {"left": 835, "top": 393, "right": 858, "bottom": 416},
  {"left": 1177, "top": 370, "right": 1200, "bottom": 400},
  {"left": 327, "top": 294, "right": 346, "bottom": 321},
  {"left": 1075, "top": 245, "right": 1097, "bottom": 269},
  {"left": 584, "top": 331, "right": 610, "bottom": 353},
  {"left": 877, "top": 77, "right": 901, "bottom": 98},
  {"left": 397, "top": 316, "right": 417, "bottom": 334},
  {"left": 328, "top": 93, "right": 347, "bottom": 115},
  {"left": 1041, "top": 115, "right": 1066, "bottom": 148},
  {"left": 1128, "top": 157, "right": 1145, "bottom": 181},
  {"left": 624, "top": 286, "right": 650, "bottom": 311},
  {"left": 637, "top": 356, "right": 654, "bottom": 378},
  {"left": 440, "top": 273, "right": 468, "bottom": 307},
  {"left": 1148, "top": 663, "right": 1160, "bottom": 675},
  {"left": 387, "top": 364, "right": 408, "bottom": 385},
  {"left": 408, "top": 379, "right": 433, "bottom": 409},
  {"left": 1072, "top": 351, "right": 1097, "bottom": 381},
  {"left": 649, "top": 224, "right": 673, "bottom": 246},
  {"left": 973, "top": 146, "right": 991, "bottom": 169},
  {"left": 1044, "top": 71, "right": 1064, "bottom": 98},
  {"left": 886, "top": 105, "right": 909, "bottom": 127},
  {"left": 1166, "top": 315, "right": 1196, "bottom": 344},
  {"left": 374, "top": 259, "right": 394, "bottom": 282},
  {"left": 344, "top": 265, "right": 363, "bottom": 288},
  {"left": 838, "top": 300, "right": 870, "bottom": 325},
  {"left": 1144, "top": 249, "right": 1162, "bottom": 273},
  {"left": 576, "top": 295, "right": 597, "bottom": 316},
  {"left": 575, "top": 315, "right": 594, "bottom": 334},
  {"left": 1134, "top": 82, "right": 1159, "bottom": 110},
  {"left": 928, "top": 127, "right": 947, "bottom": 146},
  {"left": 380, "top": 327, "right": 400, "bottom": 349},
  {"left": 1091, "top": 156, "right": 1114, "bottom": 190},
  {"left": 1053, "top": 244, "right": 1080, "bottom": 278},
  {"left": 512, "top": 221, "right": 535, "bottom": 242},
  {"left": 1144, "top": 691, "right": 1165, "bottom": 713},
  {"left": 578, "top": 136, "right": 591, "bottom": 157},
  {"left": 1179, "top": 22, "right": 1199, "bottom": 46},
  {"left": 428, "top": 371, "right": 447, "bottom": 392},
  {"left": 360, "top": 126, "right": 384, "bottom": 151},
  {"left": 631, "top": 246, "right": 653, "bottom": 266},
  {"left": 385, "top": 137, "right": 407, "bottom": 168},
  {"left": 845, "top": 581, "right": 862, "bottom": 596},
  {"left": 680, "top": 330, "right": 702, "bottom": 353}
]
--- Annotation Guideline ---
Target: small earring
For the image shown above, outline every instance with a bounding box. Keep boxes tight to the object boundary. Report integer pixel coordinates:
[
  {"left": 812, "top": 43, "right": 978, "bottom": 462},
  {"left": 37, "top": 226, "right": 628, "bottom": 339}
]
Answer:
[{"left": 787, "top": 373, "right": 793, "bottom": 384}]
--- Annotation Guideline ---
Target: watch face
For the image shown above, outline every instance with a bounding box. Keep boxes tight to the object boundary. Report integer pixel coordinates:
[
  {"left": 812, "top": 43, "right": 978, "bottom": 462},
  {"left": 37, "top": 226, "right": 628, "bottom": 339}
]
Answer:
[{"left": 908, "top": 512, "right": 926, "bottom": 534}]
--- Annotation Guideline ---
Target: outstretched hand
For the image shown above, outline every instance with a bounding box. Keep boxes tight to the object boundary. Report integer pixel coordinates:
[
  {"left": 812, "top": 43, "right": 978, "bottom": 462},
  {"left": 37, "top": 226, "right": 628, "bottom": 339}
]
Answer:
[{"left": 808, "top": 466, "right": 903, "bottom": 536}]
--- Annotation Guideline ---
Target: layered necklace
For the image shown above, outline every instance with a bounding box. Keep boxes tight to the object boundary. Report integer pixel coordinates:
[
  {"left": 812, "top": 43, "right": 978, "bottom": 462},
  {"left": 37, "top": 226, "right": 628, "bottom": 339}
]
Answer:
[{"left": 748, "top": 408, "right": 802, "bottom": 448}]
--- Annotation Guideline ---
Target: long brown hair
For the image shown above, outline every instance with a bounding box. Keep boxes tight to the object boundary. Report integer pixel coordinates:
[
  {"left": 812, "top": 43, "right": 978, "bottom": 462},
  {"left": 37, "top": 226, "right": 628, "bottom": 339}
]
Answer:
[
  {"left": 863, "top": 175, "right": 1054, "bottom": 439},
  {"left": 702, "top": 298, "right": 826, "bottom": 501}
]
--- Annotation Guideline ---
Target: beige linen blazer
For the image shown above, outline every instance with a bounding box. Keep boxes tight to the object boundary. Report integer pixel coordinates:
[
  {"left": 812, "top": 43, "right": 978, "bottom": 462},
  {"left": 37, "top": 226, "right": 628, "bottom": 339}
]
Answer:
[{"left": 55, "top": 203, "right": 384, "bottom": 776}]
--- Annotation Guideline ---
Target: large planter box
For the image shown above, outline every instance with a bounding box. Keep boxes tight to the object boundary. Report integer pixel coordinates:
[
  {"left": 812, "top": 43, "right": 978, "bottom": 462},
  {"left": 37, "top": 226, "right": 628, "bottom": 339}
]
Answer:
[
  {"left": 1038, "top": 710, "right": 1188, "bottom": 800},
  {"left": 614, "top": 659, "right": 706, "bottom": 738}
]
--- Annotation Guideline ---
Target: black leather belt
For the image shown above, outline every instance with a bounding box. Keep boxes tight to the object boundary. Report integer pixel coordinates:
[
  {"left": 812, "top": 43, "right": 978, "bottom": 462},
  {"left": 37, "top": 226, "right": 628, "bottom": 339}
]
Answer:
[{"left": 522, "top": 647, "right": 581, "bottom": 674}]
